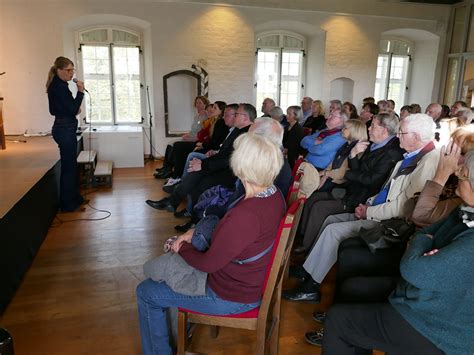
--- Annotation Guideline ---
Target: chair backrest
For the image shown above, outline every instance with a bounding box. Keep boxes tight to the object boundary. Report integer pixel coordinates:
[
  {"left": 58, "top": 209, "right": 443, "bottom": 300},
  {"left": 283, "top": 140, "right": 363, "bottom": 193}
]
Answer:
[{"left": 257, "top": 198, "right": 304, "bottom": 322}]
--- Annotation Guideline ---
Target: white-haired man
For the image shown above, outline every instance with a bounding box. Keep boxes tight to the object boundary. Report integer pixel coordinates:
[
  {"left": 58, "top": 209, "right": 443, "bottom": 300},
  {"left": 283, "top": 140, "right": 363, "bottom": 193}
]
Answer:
[{"left": 284, "top": 114, "right": 439, "bottom": 304}]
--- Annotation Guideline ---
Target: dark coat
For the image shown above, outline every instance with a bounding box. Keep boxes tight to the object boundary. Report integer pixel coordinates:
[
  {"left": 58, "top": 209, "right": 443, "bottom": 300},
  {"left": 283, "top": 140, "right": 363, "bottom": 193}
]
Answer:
[
  {"left": 342, "top": 136, "right": 405, "bottom": 211},
  {"left": 283, "top": 122, "right": 305, "bottom": 169}
]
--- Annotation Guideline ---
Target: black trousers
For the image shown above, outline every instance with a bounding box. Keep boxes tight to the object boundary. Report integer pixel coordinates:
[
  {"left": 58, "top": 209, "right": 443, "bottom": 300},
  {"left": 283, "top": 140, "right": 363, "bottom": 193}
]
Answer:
[
  {"left": 322, "top": 303, "right": 445, "bottom": 355},
  {"left": 171, "top": 141, "right": 196, "bottom": 178},
  {"left": 300, "top": 191, "right": 346, "bottom": 250}
]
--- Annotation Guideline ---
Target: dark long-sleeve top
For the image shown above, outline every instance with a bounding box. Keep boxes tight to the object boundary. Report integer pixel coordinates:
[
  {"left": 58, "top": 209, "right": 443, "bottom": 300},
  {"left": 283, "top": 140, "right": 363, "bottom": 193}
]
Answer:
[
  {"left": 47, "top": 75, "right": 83, "bottom": 118},
  {"left": 283, "top": 122, "right": 305, "bottom": 169},
  {"left": 389, "top": 207, "right": 474, "bottom": 354},
  {"left": 342, "top": 137, "right": 405, "bottom": 211},
  {"left": 202, "top": 118, "right": 229, "bottom": 152},
  {"left": 180, "top": 192, "right": 286, "bottom": 303},
  {"left": 303, "top": 114, "right": 326, "bottom": 134},
  {"left": 201, "top": 125, "right": 250, "bottom": 173}
]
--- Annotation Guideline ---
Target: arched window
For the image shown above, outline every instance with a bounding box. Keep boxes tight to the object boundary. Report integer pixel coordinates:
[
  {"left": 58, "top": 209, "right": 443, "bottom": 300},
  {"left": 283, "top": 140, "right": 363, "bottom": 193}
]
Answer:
[
  {"left": 374, "top": 39, "right": 412, "bottom": 109},
  {"left": 255, "top": 31, "right": 306, "bottom": 112},
  {"left": 77, "top": 27, "right": 143, "bottom": 124}
]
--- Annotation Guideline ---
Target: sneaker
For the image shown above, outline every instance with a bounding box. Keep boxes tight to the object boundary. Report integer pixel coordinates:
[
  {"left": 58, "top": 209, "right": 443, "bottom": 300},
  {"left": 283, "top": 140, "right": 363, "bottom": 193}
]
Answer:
[
  {"left": 312, "top": 311, "right": 326, "bottom": 324},
  {"left": 163, "top": 177, "right": 181, "bottom": 187},
  {"left": 305, "top": 328, "right": 325, "bottom": 347}
]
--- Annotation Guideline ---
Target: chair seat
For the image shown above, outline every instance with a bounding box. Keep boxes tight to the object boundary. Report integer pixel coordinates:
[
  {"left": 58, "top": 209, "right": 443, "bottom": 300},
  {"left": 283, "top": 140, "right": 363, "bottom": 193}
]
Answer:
[{"left": 178, "top": 306, "right": 260, "bottom": 319}]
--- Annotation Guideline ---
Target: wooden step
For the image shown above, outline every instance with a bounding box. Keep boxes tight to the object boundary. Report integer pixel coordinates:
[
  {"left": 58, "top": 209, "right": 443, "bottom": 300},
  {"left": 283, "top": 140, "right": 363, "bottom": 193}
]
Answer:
[
  {"left": 77, "top": 150, "right": 97, "bottom": 164},
  {"left": 94, "top": 161, "right": 113, "bottom": 176},
  {"left": 93, "top": 161, "right": 113, "bottom": 187}
]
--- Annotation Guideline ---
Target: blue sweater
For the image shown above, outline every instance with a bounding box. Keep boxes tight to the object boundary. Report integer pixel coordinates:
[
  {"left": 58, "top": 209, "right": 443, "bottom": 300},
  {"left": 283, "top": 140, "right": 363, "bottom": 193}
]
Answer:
[
  {"left": 300, "top": 130, "right": 346, "bottom": 169},
  {"left": 389, "top": 207, "right": 474, "bottom": 354}
]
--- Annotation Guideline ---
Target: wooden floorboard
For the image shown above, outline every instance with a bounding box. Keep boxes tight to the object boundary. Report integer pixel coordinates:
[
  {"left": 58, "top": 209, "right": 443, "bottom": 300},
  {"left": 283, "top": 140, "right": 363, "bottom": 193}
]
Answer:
[{"left": 0, "top": 160, "right": 382, "bottom": 354}]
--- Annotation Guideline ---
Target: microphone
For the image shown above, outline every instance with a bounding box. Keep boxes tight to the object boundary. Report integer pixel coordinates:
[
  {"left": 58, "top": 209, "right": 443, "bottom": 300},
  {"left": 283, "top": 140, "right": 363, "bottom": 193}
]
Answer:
[{"left": 73, "top": 78, "right": 89, "bottom": 93}]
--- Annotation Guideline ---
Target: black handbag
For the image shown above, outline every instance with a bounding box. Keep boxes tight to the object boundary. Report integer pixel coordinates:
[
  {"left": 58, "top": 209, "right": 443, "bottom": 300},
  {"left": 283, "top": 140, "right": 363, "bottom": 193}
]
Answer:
[{"left": 358, "top": 218, "right": 415, "bottom": 254}]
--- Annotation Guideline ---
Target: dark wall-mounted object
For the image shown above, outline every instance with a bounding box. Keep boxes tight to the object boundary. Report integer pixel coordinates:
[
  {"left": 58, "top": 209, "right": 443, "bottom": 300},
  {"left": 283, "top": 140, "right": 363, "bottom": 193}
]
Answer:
[{"left": 163, "top": 70, "right": 201, "bottom": 137}]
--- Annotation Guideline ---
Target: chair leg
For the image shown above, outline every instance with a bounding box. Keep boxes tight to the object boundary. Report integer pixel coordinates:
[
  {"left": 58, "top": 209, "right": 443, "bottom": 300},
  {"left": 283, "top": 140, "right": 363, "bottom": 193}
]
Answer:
[
  {"left": 209, "top": 326, "right": 220, "bottom": 339},
  {"left": 177, "top": 311, "right": 188, "bottom": 355},
  {"left": 269, "top": 297, "right": 281, "bottom": 355}
]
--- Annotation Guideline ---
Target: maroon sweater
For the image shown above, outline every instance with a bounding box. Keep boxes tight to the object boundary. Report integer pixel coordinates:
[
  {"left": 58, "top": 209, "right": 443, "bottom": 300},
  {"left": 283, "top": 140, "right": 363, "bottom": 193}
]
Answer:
[{"left": 179, "top": 192, "right": 285, "bottom": 303}]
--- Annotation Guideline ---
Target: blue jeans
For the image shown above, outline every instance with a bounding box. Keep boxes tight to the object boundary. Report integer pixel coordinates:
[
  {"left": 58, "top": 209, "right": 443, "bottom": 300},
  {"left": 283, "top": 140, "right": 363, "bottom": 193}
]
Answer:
[
  {"left": 136, "top": 279, "right": 260, "bottom": 355},
  {"left": 51, "top": 118, "right": 83, "bottom": 211},
  {"left": 182, "top": 152, "right": 207, "bottom": 179}
]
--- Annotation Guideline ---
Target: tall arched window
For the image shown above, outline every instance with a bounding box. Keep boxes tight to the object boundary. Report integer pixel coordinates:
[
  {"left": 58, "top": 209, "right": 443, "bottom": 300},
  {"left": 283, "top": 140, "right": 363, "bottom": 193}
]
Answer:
[
  {"left": 255, "top": 32, "right": 306, "bottom": 112},
  {"left": 77, "top": 27, "right": 143, "bottom": 124},
  {"left": 374, "top": 39, "right": 412, "bottom": 109}
]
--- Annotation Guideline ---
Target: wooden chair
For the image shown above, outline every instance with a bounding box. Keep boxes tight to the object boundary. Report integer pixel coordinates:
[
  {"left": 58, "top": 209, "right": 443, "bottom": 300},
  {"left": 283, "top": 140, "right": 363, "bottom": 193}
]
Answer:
[
  {"left": 177, "top": 198, "right": 305, "bottom": 355},
  {"left": 286, "top": 161, "right": 305, "bottom": 205}
]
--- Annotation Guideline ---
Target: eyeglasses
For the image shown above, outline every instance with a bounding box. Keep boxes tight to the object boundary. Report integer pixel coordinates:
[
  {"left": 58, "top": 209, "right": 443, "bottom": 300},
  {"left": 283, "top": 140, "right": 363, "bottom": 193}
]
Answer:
[
  {"left": 235, "top": 112, "right": 248, "bottom": 117},
  {"left": 397, "top": 130, "right": 413, "bottom": 135},
  {"left": 61, "top": 68, "right": 75, "bottom": 73}
]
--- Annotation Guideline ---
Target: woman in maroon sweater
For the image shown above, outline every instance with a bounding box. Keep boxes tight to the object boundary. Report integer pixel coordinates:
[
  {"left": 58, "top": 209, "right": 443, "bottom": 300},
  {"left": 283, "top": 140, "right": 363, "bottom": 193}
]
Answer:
[{"left": 136, "top": 132, "right": 286, "bottom": 355}]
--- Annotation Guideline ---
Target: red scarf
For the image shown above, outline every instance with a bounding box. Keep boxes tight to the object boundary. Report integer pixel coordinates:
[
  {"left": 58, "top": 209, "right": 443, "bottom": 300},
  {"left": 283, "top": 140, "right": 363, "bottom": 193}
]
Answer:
[{"left": 318, "top": 128, "right": 341, "bottom": 139}]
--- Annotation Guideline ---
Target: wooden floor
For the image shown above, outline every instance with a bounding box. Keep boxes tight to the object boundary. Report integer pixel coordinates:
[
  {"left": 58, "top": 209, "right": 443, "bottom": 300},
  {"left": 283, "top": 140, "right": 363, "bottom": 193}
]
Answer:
[{"left": 0, "top": 160, "right": 363, "bottom": 355}]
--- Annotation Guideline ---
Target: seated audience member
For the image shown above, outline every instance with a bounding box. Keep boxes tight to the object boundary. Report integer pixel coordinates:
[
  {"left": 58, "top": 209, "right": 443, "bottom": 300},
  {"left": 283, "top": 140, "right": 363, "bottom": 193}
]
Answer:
[
  {"left": 321, "top": 150, "right": 474, "bottom": 355},
  {"left": 283, "top": 106, "right": 305, "bottom": 169},
  {"left": 387, "top": 99, "right": 396, "bottom": 113},
  {"left": 299, "top": 110, "right": 347, "bottom": 171},
  {"left": 425, "top": 103, "right": 443, "bottom": 143},
  {"left": 362, "top": 96, "right": 375, "bottom": 105},
  {"left": 441, "top": 104, "right": 450, "bottom": 119},
  {"left": 284, "top": 114, "right": 438, "bottom": 303},
  {"left": 303, "top": 99, "right": 326, "bottom": 133},
  {"left": 343, "top": 102, "right": 358, "bottom": 119},
  {"left": 359, "top": 102, "right": 379, "bottom": 129},
  {"left": 145, "top": 103, "right": 255, "bottom": 213},
  {"left": 155, "top": 95, "right": 209, "bottom": 179},
  {"left": 439, "top": 107, "right": 474, "bottom": 146},
  {"left": 137, "top": 132, "right": 286, "bottom": 355},
  {"left": 163, "top": 101, "right": 227, "bottom": 189},
  {"left": 260, "top": 97, "right": 275, "bottom": 118},
  {"left": 450, "top": 100, "right": 467, "bottom": 117},
  {"left": 297, "top": 119, "right": 367, "bottom": 198},
  {"left": 300, "top": 96, "right": 314, "bottom": 123},
  {"left": 377, "top": 100, "right": 390, "bottom": 113},
  {"left": 329, "top": 99, "right": 342, "bottom": 113},
  {"left": 399, "top": 104, "right": 413, "bottom": 120},
  {"left": 294, "top": 113, "right": 404, "bottom": 254},
  {"left": 174, "top": 117, "right": 293, "bottom": 233},
  {"left": 269, "top": 106, "right": 288, "bottom": 128},
  {"left": 172, "top": 104, "right": 236, "bottom": 190},
  {"left": 410, "top": 103, "right": 422, "bottom": 114}
]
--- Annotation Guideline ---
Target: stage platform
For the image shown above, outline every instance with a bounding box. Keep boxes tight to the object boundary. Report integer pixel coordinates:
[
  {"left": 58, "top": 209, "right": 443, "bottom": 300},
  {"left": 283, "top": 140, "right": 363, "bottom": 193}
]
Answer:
[
  {"left": 0, "top": 136, "right": 59, "bottom": 218},
  {"left": 0, "top": 136, "right": 61, "bottom": 313}
]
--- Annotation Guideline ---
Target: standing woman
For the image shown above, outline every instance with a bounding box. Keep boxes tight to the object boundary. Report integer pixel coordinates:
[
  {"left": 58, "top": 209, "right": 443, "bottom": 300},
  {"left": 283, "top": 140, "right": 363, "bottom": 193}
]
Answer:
[{"left": 46, "top": 56, "right": 85, "bottom": 212}]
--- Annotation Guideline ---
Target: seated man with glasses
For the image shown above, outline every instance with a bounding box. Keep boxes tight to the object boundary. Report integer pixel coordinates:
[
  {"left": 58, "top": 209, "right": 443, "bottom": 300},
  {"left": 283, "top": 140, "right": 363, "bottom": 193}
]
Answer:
[{"left": 284, "top": 114, "right": 439, "bottom": 304}]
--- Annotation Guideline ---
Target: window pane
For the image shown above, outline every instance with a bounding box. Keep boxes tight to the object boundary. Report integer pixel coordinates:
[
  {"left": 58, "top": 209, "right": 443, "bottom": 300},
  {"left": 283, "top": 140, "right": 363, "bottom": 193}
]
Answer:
[
  {"left": 388, "top": 55, "right": 409, "bottom": 109},
  {"left": 374, "top": 54, "right": 389, "bottom": 100},
  {"left": 461, "top": 58, "right": 474, "bottom": 107},
  {"left": 282, "top": 35, "right": 303, "bottom": 49},
  {"left": 467, "top": 7, "right": 474, "bottom": 52},
  {"left": 112, "top": 30, "right": 139, "bottom": 45},
  {"left": 256, "top": 34, "right": 279, "bottom": 48},
  {"left": 450, "top": 6, "right": 467, "bottom": 53},
  {"left": 81, "top": 29, "right": 108, "bottom": 43},
  {"left": 280, "top": 50, "right": 302, "bottom": 111},
  {"left": 444, "top": 58, "right": 459, "bottom": 106},
  {"left": 256, "top": 50, "right": 279, "bottom": 113},
  {"left": 112, "top": 46, "right": 142, "bottom": 123},
  {"left": 82, "top": 45, "right": 113, "bottom": 123}
]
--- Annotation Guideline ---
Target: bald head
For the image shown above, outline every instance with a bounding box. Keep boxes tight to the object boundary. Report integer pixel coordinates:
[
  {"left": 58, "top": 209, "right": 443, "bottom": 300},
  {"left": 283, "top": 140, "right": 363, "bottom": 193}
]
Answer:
[{"left": 425, "top": 103, "right": 442, "bottom": 122}]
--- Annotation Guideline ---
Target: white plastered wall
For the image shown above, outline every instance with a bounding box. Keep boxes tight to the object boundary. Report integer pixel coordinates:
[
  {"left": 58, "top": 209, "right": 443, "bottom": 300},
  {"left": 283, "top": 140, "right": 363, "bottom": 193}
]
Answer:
[{"left": 1, "top": 1, "right": 449, "bottom": 156}]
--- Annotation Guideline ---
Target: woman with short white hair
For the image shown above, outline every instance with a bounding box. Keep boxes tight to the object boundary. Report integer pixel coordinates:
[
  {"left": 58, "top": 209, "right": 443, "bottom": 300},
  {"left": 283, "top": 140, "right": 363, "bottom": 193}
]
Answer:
[{"left": 136, "top": 133, "right": 286, "bottom": 355}]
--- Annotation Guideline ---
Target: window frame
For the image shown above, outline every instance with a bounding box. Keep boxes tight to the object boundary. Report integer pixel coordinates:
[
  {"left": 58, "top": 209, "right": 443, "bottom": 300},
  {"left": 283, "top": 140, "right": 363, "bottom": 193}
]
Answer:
[
  {"left": 75, "top": 25, "right": 145, "bottom": 125},
  {"left": 254, "top": 31, "right": 306, "bottom": 112},
  {"left": 374, "top": 38, "right": 413, "bottom": 109}
]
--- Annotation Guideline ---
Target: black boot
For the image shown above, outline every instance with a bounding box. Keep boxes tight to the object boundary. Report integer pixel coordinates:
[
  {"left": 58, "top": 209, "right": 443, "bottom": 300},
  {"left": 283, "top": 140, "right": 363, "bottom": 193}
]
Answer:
[{"left": 282, "top": 278, "right": 321, "bottom": 303}]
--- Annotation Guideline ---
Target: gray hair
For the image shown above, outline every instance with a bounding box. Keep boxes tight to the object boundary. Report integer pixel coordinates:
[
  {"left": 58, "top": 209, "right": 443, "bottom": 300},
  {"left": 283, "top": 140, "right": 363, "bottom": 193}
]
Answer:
[
  {"left": 456, "top": 107, "right": 474, "bottom": 125},
  {"left": 374, "top": 112, "right": 399, "bottom": 136},
  {"left": 464, "top": 150, "right": 474, "bottom": 185},
  {"left": 269, "top": 106, "right": 284, "bottom": 119},
  {"left": 287, "top": 105, "right": 304, "bottom": 123},
  {"left": 330, "top": 99, "right": 343, "bottom": 111},
  {"left": 404, "top": 114, "right": 436, "bottom": 142},
  {"left": 251, "top": 117, "right": 284, "bottom": 146}
]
